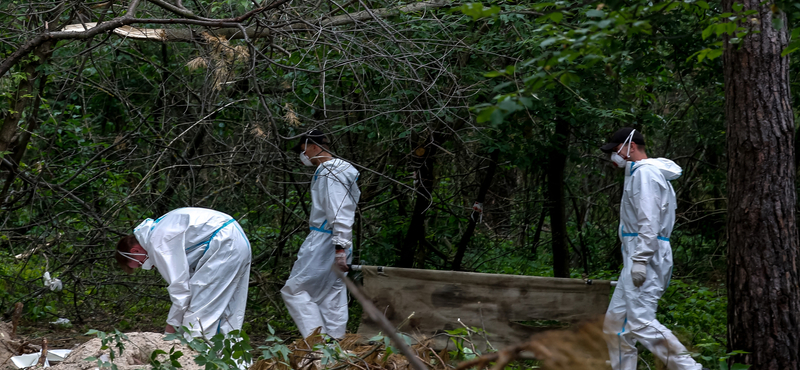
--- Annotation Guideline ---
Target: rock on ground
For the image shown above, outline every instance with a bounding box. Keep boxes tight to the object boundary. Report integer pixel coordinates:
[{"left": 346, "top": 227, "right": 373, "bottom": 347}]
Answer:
[{"left": 49, "top": 332, "right": 201, "bottom": 370}]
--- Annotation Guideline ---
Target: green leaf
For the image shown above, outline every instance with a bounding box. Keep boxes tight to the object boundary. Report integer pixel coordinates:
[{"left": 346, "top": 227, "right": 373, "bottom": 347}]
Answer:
[
  {"left": 773, "top": 17, "right": 783, "bottom": 30},
  {"left": 665, "top": 2, "right": 681, "bottom": 12},
  {"left": 550, "top": 12, "right": 563, "bottom": 23},
  {"left": 715, "top": 24, "right": 727, "bottom": 37},
  {"left": 693, "top": 49, "right": 708, "bottom": 63},
  {"left": 164, "top": 333, "right": 181, "bottom": 341},
  {"left": 732, "top": 2, "right": 743, "bottom": 12},
  {"left": 702, "top": 24, "right": 715, "bottom": 39},
  {"left": 585, "top": 9, "right": 604, "bottom": 18},
  {"left": 484, "top": 70, "right": 505, "bottom": 78},
  {"left": 490, "top": 108, "right": 504, "bottom": 126},
  {"left": 368, "top": 333, "right": 386, "bottom": 342},
  {"left": 194, "top": 356, "right": 208, "bottom": 366},
  {"left": 476, "top": 106, "right": 496, "bottom": 123},
  {"left": 497, "top": 98, "right": 520, "bottom": 113},
  {"left": 706, "top": 48, "right": 723, "bottom": 60},
  {"left": 458, "top": 3, "right": 501, "bottom": 20},
  {"left": 540, "top": 37, "right": 558, "bottom": 47},
  {"left": 484, "top": 5, "right": 501, "bottom": 17},
  {"left": 781, "top": 42, "right": 800, "bottom": 56},
  {"left": 531, "top": 2, "right": 556, "bottom": 10},
  {"left": 493, "top": 81, "right": 514, "bottom": 91}
]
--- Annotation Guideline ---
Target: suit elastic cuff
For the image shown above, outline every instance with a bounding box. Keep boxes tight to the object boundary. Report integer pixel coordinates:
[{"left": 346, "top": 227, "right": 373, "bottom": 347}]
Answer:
[{"left": 331, "top": 237, "right": 352, "bottom": 249}]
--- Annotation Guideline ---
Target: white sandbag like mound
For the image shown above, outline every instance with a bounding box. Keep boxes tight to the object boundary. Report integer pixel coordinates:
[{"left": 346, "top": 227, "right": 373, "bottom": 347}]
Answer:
[{"left": 49, "top": 332, "right": 201, "bottom": 370}]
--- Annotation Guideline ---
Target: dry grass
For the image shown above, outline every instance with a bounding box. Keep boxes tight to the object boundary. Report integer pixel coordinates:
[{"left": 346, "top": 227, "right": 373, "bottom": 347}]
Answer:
[
  {"left": 457, "top": 318, "right": 610, "bottom": 370},
  {"left": 250, "top": 327, "right": 452, "bottom": 370},
  {"left": 185, "top": 32, "right": 250, "bottom": 90},
  {"left": 251, "top": 319, "right": 611, "bottom": 370},
  {"left": 283, "top": 103, "right": 300, "bottom": 126}
]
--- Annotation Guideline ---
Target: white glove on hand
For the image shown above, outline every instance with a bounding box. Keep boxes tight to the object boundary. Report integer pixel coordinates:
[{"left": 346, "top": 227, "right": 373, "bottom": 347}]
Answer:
[
  {"left": 335, "top": 249, "right": 348, "bottom": 272},
  {"left": 631, "top": 262, "right": 647, "bottom": 287}
]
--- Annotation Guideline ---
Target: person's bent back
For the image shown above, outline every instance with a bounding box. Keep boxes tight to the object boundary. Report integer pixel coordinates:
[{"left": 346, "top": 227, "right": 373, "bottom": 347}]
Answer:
[{"left": 115, "top": 207, "right": 252, "bottom": 338}]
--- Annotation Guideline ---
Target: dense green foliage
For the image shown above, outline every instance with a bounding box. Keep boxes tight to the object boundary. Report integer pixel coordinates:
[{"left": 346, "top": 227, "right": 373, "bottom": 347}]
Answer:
[{"left": 2, "top": 0, "right": 799, "bottom": 367}]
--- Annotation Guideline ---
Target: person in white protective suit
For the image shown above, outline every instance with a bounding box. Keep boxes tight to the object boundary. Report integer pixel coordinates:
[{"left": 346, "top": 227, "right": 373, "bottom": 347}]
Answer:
[
  {"left": 599, "top": 128, "right": 705, "bottom": 370},
  {"left": 115, "top": 207, "right": 251, "bottom": 339},
  {"left": 281, "top": 130, "right": 361, "bottom": 339}
]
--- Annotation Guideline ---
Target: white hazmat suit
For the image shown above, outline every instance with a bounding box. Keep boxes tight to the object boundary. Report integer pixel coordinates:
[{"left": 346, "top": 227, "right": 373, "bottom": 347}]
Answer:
[
  {"left": 603, "top": 159, "right": 701, "bottom": 370},
  {"left": 281, "top": 158, "right": 361, "bottom": 339},
  {"left": 133, "top": 207, "right": 251, "bottom": 339}
]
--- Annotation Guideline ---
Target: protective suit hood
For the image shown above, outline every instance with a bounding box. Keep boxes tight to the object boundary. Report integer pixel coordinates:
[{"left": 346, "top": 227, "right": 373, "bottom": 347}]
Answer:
[
  {"left": 628, "top": 158, "right": 682, "bottom": 181},
  {"left": 132, "top": 208, "right": 251, "bottom": 339},
  {"left": 133, "top": 218, "right": 156, "bottom": 251}
]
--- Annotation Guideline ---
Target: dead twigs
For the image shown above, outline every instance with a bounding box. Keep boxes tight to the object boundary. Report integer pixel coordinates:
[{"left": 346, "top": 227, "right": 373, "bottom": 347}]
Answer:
[
  {"left": 456, "top": 318, "right": 609, "bottom": 370},
  {"left": 36, "top": 338, "right": 48, "bottom": 366},
  {"left": 11, "top": 303, "right": 23, "bottom": 340}
]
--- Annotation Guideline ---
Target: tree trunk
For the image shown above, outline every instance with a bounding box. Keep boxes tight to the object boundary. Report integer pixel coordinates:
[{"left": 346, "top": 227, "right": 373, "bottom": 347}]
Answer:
[
  {"left": 547, "top": 115, "right": 570, "bottom": 278},
  {"left": 724, "top": 3, "right": 800, "bottom": 369},
  {"left": 399, "top": 139, "right": 437, "bottom": 268},
  {"left": 531, "top": 206, "right": 546, "bottom": 255},
  {"left": 0, "top": 71, "right": 47, "bottom": 203},
  {"left": 451, "top": 150, "right": 499, "bottom": 271},
  {"left": 0, "top": 41, "right": 54, "bottom": 154}
]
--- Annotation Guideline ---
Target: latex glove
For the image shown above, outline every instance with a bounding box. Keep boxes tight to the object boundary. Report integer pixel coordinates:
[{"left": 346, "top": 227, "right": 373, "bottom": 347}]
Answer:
[
  {"left": 631, "top": 262, "right": 647, "bottom": 287},
  {"left": 335, "top": 249, "right": 348, "bottom": 272}
]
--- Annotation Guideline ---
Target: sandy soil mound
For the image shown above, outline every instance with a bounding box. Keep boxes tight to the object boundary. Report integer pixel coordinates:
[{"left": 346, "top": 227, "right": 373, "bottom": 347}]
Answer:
[
  {"left": 50, "top": 332, "right": 201, "bottom": 370},
  {"left": 0, "top": 321, "right": 15, "bottom": 370},
  {"left": 1, "top": 321, "right": 42, "bottom": 370}
]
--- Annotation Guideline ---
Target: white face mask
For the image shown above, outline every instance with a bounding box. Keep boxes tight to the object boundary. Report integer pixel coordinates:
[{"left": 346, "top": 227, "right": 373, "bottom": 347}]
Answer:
[
  {"left": 141, "top": 258, "right": 154, "bottom": 270},
  {"left": 299, "top": 152, "right": 314, "bottom": 167},
  {"left": 300, "top": 138, "right": 324, "bottom": 167},
  {"left": 610, "top": 129, "right": 636, "bottom": 168},
  {"left": 118, "top": 251, "right": 153, "bottom": 270},
  {"left": 610, "top": 152, "right": 627, "bottom": 168}
]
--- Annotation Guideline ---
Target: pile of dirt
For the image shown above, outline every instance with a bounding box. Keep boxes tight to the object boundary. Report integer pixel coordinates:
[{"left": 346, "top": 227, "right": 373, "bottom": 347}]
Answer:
[
  {"left": 0, "top": 321, "right": 17, "bottom": 370},
  {"left": 50, "top": 332, "right": 201, "bottom": 370},
  {"left": 0, "top": 321, "right": 14, "bottom": 369},
  {"left": 1, "top": 321, "right": 42, "bottom": 370}
]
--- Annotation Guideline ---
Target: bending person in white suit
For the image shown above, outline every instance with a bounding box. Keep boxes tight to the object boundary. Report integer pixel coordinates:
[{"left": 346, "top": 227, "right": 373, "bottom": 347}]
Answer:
[
  {"left": 600, "top": 128, "right": 704, "bottom": 370},
  {"left": 281, "top": 130, "right": 361, "bottom": 339},
  {"left": 116, "top": 207, "right": 251, "bottom": 339}
]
